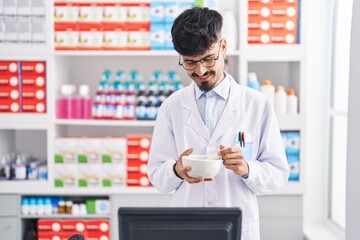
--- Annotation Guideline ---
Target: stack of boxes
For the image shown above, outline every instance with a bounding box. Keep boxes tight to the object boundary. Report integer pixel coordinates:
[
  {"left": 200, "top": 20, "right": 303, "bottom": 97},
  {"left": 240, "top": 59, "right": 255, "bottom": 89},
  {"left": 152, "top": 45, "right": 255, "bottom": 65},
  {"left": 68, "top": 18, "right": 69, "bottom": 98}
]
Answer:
[
  {"left": 21, "top": 61, "right": 46, "bottom": 113},
  {"left": 248, "top": 0, "right": 299, "bottom": 44},
  {"left": 0, "top": 60, "right": 46, "bottom": 113},
  {"left": 54, "top": 1, "right": 152, "bottom": 51},
  {"left": 150, "top": 1, "right": 193, "bottom": 50},
  {"left": 53, "top": 1, "right": 195, "bottom": 51},
  {"left": 0, "top": 0, "right": 46, "bottom": 44},
  {"left": 54, "top": 137, "right": 127, "bottom": 188},
  {"left": 37, "top": 219, "right": 110, "bottom": 240},
  {"left": 126, "top": 134, "right": 152, "bottom": 187},
  {"left": 281, "top": 131, "right": 300, "bottom": 181}
]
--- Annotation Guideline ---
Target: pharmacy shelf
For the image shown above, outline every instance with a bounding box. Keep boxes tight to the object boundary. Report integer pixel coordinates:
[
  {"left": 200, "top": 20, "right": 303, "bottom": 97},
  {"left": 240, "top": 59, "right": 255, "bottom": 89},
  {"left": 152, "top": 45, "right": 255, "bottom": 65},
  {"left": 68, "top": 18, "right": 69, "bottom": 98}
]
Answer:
[
  {"left": 55, "top": 119, "right": 155, "bottom": 127},
  {"left": 278, "top": 182, "right": 305, "bottom": 195},
  {"left": 277, "top": 114, "right": 305, "bottom": 131},
  {"left": 21, "top": 214, "right": 110, "bottom": 219},
  {"left": 53, "top": 50, "right": 241, "bottom": 57},
  {"left": 0, "top": 114, "right": 51, "bottom": 130},
  {"left": 0, "top": 181, "right": 162, "bottom": 195},
  {"left": 244, "top": 45, "right": 304, "bottom": 62},
  {"left": 0, "top": 45, "right": 51, "bottom": 58},
  {"left": 0, "top": 181, "right": 50, "bottom": 193}
]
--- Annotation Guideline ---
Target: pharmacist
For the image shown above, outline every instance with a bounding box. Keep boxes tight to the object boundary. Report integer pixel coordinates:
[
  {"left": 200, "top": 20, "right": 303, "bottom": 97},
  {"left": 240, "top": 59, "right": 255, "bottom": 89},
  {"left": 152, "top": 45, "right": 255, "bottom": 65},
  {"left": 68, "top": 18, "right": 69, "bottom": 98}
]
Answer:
[{"left": 148, "top": 7, "right": 289, "bottom": 240}]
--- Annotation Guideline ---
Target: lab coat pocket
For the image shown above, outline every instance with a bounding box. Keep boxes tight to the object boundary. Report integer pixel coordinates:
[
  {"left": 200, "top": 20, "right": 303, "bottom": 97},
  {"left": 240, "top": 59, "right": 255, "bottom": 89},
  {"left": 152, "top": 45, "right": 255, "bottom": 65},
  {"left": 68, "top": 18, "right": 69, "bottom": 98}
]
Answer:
[{"left": 235, "top": 132, "right": 253, "bottom": 162}]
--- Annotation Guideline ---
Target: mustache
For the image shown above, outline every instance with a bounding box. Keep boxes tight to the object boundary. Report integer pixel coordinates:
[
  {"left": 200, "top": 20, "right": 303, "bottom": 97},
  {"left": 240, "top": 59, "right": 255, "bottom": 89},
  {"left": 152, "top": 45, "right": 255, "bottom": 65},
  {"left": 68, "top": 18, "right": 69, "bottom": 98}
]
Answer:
[{"left": 192, "top": 71, "right": 214, "bottom": 78}]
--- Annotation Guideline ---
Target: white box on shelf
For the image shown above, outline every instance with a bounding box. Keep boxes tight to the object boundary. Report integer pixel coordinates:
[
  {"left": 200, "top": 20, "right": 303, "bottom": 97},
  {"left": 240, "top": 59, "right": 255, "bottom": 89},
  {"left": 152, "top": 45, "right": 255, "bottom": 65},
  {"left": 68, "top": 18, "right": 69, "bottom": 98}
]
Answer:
[
  {"left": 31, "top": 18, "right": 46, "bottom": 43},
  {"left": 4, "top": 19, "right": 18, "bottom": 43},
  {"left": 18, "top": 19, "right": 32, "bottom": 43},
  {"left": 2, "top": 0, "right": 17, "bottom": 16},
  {"left": 17, "top": 0, "right": 31, "bottom": 17},
  {"left": 31, "top": 0, "right": 45, "bottom": 17}
]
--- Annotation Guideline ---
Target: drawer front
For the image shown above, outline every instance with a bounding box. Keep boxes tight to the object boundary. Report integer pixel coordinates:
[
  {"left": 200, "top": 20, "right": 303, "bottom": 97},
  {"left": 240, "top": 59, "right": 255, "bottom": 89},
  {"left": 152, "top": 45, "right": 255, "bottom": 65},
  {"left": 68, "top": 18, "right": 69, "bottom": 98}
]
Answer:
[
  {"left": 0, "top": 218, "right": 18, "bottom": 239},
  {"left": 0, "top": 195, "right": 18, "bottom": 216}
]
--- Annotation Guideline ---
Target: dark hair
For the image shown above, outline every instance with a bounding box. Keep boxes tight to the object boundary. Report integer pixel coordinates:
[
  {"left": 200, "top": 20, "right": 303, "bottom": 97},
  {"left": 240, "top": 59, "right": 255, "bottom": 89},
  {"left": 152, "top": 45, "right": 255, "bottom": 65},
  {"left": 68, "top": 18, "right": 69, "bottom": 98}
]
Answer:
[{"left": 171, "top": 7, "right": 223, "bottom": 56}]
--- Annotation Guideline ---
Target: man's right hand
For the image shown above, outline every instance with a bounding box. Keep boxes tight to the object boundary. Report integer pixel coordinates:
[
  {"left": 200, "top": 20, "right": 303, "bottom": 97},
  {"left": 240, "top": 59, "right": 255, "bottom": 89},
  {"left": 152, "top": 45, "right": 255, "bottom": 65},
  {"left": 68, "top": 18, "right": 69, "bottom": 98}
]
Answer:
[{"left": 174, "top": 148, "right": 207, "bottom": 183}]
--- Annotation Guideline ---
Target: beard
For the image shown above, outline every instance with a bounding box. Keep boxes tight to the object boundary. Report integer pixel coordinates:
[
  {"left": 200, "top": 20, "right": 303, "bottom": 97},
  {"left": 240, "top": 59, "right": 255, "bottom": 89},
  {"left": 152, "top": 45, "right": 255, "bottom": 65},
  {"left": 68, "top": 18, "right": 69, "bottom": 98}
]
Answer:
[{"left": 192, "top": 71, "right": 217, "bottom": 92}]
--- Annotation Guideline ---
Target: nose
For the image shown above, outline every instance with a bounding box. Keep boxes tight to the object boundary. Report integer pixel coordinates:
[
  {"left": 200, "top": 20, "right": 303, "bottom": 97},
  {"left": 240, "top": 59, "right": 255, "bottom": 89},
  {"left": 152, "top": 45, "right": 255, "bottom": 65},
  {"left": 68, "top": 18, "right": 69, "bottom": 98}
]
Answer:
[{"left": 194, "top": 62, "right": 207, "bottom": 76}]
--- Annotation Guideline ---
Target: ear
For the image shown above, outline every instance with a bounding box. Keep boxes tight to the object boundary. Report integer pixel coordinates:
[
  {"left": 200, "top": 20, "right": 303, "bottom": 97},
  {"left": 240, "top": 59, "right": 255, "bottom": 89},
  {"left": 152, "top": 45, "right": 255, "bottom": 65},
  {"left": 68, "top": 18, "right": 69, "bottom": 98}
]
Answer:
[{"left": 221, "top": 38, "right": 227, "bottom": 56}]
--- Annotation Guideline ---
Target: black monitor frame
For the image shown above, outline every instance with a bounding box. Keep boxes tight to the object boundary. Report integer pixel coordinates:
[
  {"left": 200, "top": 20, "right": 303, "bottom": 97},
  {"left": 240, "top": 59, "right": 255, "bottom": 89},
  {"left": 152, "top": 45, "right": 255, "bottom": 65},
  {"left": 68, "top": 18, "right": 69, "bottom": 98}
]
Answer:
[{"left": 118, "top": 207, "right": 242, "bottom": 240}]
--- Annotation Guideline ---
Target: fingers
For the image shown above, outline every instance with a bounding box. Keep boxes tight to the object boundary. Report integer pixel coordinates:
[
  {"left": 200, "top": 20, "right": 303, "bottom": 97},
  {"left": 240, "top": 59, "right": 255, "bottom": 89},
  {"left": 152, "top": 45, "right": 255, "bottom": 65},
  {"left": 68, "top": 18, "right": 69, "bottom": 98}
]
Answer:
[{"left": 181, "top": 148, "right": 194, "bottom": 158}]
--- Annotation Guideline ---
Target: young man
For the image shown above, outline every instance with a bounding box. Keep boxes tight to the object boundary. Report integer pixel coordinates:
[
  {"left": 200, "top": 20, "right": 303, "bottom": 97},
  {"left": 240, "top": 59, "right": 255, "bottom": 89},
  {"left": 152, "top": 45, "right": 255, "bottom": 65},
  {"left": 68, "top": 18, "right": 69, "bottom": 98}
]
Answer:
[{"left": 147, "top": 7, "right": 289, "bottom": 240}]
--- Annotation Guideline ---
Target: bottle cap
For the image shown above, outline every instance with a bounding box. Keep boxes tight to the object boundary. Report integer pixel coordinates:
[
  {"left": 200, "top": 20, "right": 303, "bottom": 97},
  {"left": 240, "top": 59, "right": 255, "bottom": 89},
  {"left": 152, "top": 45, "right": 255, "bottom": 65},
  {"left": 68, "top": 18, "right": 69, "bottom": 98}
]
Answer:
[
  {"left": 79, "top": 84, "right": 90, "bottom": 96},
  {"left": 248, "top": 72, "right": 258, "bottom": 82},
  {"left": 262, "top": 79, "right": 272, "bottom": 86},
  {"left": 276, "top": 86, "right": 285, "bottom": 92},
  {"left": 287, "top": 89, "right": 296, "bottom": 95}
]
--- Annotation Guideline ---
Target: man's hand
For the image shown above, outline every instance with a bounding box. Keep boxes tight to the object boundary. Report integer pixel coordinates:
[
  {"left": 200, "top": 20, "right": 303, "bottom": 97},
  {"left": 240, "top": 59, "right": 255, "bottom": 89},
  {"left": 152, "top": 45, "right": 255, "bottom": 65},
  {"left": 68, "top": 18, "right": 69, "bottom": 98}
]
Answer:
[
  {"left": 174, "top": 148, "right": 209, "bottom": 183},
  {"left": 218, "top": 144, "right": 249, "bottom": 177}
]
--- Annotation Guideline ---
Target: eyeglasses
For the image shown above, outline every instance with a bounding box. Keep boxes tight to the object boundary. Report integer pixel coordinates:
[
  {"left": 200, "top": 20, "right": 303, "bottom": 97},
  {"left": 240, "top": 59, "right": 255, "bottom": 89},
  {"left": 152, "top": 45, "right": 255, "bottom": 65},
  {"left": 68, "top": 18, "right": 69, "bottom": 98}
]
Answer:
[{"left": 178, "top": 40, "right": 222, "bottom": 70}]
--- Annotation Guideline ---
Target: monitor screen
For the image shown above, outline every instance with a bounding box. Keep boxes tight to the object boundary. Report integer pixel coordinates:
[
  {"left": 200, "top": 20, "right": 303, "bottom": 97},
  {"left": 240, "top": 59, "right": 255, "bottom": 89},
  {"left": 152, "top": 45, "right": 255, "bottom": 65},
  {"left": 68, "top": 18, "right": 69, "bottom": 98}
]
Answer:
[{"left": 118, "top": 207, "right": 242, "bottom": 240}]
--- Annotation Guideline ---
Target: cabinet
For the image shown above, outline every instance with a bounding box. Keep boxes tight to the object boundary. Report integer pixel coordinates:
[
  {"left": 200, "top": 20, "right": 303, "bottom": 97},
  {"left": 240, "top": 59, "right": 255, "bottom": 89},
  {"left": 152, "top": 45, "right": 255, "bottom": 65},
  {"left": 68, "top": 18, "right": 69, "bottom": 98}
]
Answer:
[{"left": 0, "top": 0, "right": 306, "bottom": 239}]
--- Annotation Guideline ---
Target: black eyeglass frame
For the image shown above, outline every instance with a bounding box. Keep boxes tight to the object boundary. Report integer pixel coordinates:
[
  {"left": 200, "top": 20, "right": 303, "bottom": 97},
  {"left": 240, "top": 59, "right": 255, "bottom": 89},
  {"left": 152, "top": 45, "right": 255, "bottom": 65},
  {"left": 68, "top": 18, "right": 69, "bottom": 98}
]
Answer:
[{"left": 178, "top": 40, "right": 223, "bottom": 70}]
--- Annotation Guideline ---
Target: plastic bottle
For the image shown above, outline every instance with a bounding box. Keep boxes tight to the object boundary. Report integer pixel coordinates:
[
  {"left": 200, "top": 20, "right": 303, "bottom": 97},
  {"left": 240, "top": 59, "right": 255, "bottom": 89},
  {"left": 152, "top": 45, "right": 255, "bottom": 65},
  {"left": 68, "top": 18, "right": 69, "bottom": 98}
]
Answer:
[
  {"left": 37, "top": 197, "right": 45, "bottom": 215},
  {"left": 247, "top": 72, "right": 260, "bottom": 91},
  {"left": 287, "top": 89, "right": 298, "bottom": 115},
  {"left": 44, "top": 197, "right": 53, "bottom": 215},
  {"left": 78, "top": 85, "right": 92, "bottom": 119},
  {"left": 260, "top": 79, "right": 275, "bottom": 106},
  {"left": 55, "top": 85, "right": 70, "bottom": 119},
  {"left": 275, "top": 86, "right": 287, "bottom": 115},
  {"left": 22, "top": 197, "right": 30, "bottom": 215}
]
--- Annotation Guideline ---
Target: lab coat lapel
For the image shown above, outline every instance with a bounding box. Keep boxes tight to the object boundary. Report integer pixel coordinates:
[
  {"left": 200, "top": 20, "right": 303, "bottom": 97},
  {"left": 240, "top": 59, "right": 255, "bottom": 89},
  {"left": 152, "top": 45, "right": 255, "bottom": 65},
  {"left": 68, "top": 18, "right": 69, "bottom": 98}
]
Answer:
[
  {"left": 182, "top": 83, "right": 210, "bottom": 141},
  {"left": 210, "top": 79, "right": 242, "bottom": 144}
]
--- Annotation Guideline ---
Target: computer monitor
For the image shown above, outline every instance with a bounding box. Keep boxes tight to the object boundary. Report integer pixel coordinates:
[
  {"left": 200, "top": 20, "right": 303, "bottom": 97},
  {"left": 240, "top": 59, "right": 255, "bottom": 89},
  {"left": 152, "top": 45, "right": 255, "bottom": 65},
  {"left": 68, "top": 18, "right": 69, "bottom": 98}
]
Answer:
[{"left": 118, "top": 207, "right": 242, "bottom": 240}]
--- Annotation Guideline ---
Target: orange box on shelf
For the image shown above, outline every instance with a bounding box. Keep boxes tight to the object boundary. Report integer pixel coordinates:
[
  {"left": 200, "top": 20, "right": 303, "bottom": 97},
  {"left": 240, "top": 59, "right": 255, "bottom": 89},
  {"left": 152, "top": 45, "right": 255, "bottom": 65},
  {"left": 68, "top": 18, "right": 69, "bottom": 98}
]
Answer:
[
  {"left": 0, "top": 61, "right": 19, "bottom": 75},
  {"left": 78, "top": 22, "right": 103, "bottom": 50},
  {"left": 271, "top": 2, "right": 298, "bottom": 19},
  {"left": 127, "top": 159, "right": 147, "bottom": 174},
  {"left": 54, "top": 22, "right": 79, "bottom": 50},
  {"left": 54, "top": 2, "right": 79, "bottom": 23},
  {"left": 248, "top": 30, "right": 272, "bottom": 44},
  {"left": 78, "top": 2, "right": 103, "bottom": 23},
  {"left": 271, "top": 32, "right": 297, "bottom": 44},
  {"left": 126, "top": 23, "right": 151, "bottom": 51},
  {"left": 127, "top": 149, "right": 149, "bottom": 162},
  {"left": 61, "top": 220, "right": 87, "bottom": 234},
  {"left": 21, "top": 61, "right": 46, "bottom": 75},
  {"left": 127, "top": 134, "right": 151, "bottom": 148},
  {"left": 37, "top": 219, "right": 63, "bottom": 233},
  {"left": 103, "top": 3, "right": 127, "bottom": 23},
  {"left": 248, "top": 1, "right": 272, "bottom": 18},
  {"left": 127, "top": 172, "right": 151, "bottom": 187},
  {"left": 37, "top": 232, "right": 64, "bottom": 240},
  {"left": 0, "top": 96, "right": 21, "bottom": 113},
  {"left": 272, "top": 0, "right": 298, "bottom": 5},
  {"left": 102, "top": 23, "right": 127, "bottom": 50},
  {"left": 126, "top": 2, "right": 150, "bottom": 24},
  {"left": 248, "top": 16, "right": 272, "bottom": 32},
  {"left": 85, "top": 219, "right": 110, "bottom": 233}
]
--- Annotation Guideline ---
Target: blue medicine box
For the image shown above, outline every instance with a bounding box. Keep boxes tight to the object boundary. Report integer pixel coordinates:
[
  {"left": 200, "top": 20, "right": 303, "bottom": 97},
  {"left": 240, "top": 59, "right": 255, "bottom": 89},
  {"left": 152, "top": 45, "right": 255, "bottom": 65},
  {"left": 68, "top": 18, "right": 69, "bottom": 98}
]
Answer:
[
  {"left": 150, "top": 23, "right": 166, "bottom": 50},
  {"left": 150, "top": 2, "right": 165, "bottom": 23}
]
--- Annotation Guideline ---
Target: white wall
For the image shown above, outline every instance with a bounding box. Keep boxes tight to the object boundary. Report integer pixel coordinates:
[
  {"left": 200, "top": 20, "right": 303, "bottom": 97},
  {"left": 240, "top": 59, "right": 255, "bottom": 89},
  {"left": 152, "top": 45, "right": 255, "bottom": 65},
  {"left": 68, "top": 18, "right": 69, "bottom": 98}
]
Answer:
[{"left": 346, "top": 0, "right": 360, "bottom": 239}]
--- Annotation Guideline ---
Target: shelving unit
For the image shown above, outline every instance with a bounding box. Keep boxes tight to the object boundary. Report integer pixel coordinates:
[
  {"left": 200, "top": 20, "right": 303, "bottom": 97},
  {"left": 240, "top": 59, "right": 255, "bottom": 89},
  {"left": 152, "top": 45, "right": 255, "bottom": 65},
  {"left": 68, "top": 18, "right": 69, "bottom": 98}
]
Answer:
[{"left": 0, "top": 0, "right": 306, "bottom": 239}]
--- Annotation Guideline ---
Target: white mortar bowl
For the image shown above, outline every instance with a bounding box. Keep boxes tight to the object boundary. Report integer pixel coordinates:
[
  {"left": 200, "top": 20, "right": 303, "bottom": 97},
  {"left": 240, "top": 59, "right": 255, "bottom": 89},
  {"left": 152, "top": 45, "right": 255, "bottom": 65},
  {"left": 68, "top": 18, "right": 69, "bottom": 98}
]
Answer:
[{"left": 182, "top": 155, "right": 223, "bottom": 178}]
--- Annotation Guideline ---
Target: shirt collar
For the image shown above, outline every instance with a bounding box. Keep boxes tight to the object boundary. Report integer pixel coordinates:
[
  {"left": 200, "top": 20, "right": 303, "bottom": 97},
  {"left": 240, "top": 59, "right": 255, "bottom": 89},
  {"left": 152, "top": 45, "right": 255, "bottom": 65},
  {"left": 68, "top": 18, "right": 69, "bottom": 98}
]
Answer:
[{"left": 194, "top": 72, "right": 231, "bottom": 100}]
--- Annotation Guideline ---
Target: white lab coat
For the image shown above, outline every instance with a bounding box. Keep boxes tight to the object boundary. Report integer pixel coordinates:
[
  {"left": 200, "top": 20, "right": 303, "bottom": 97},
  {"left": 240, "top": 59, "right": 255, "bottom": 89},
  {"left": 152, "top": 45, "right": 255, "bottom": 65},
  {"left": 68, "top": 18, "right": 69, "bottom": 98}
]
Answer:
[{"left": 148, "top": 75, "right": 289, "bottom": 240}]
